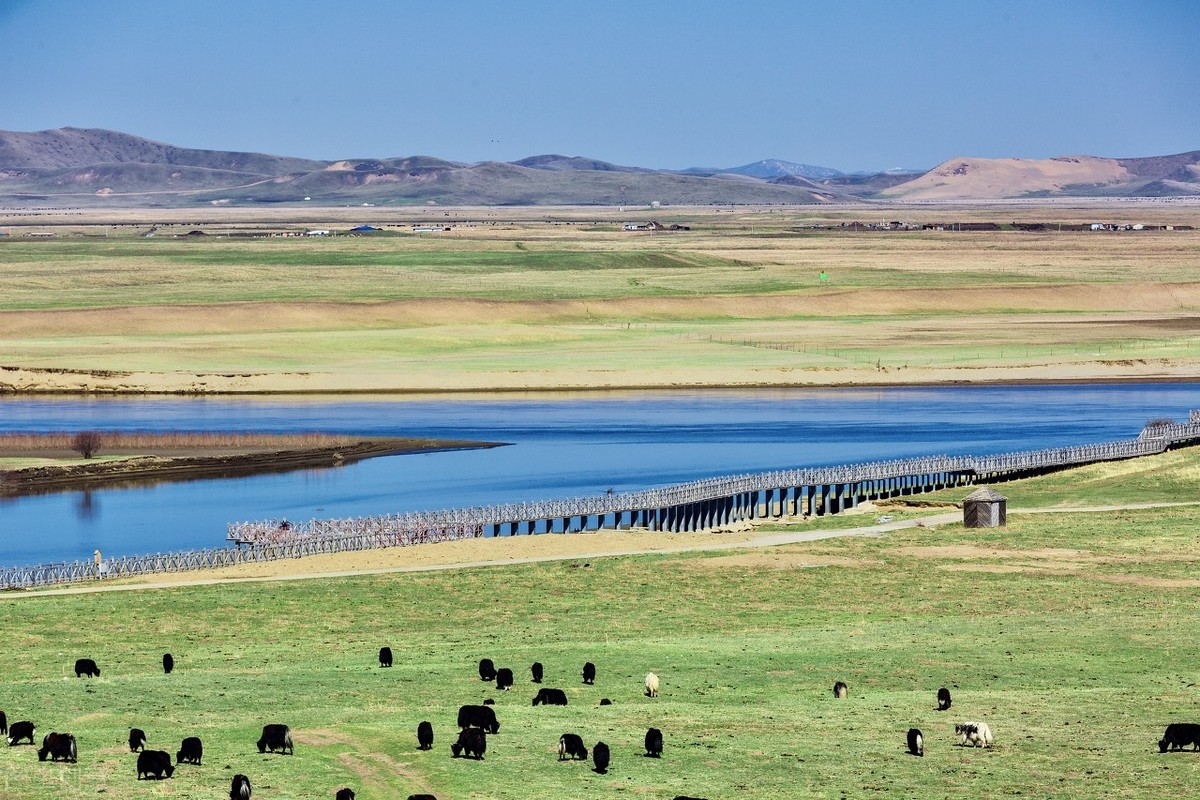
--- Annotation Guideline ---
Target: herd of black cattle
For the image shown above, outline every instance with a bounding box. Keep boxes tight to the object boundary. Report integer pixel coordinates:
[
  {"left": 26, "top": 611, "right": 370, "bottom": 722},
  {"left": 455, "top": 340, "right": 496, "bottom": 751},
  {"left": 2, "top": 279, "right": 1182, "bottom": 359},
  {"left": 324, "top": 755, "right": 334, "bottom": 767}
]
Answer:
[
  {"left": 0, "top": 652, "right": 708, "bottom": 800},
  {"left": 4, "top": 651, "right": 1199, "bottom": 799}
]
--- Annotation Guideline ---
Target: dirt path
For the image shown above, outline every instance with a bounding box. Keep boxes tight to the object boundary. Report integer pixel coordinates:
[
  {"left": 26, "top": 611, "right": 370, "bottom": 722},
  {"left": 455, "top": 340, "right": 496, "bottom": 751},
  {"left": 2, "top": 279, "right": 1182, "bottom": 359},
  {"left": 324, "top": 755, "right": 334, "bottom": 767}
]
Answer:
[{"left": 8, "top": 501, "right": 1199, "bottom": 599}]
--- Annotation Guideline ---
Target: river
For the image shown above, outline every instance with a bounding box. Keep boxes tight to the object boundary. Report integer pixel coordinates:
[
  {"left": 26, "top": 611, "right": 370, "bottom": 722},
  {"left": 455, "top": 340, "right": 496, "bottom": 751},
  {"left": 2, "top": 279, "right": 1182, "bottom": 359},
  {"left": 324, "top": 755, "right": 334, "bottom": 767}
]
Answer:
[{"left": 1, "top": 383, "right": 1196, "bottom": 566}]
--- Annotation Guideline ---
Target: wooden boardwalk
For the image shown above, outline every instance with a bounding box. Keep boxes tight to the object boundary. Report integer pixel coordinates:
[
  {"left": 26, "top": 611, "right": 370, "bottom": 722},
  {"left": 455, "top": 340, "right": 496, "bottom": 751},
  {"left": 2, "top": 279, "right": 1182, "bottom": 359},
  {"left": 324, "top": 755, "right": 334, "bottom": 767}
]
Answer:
[{"left": 3, "top": 415, "right": 1199, "bottom": 590}]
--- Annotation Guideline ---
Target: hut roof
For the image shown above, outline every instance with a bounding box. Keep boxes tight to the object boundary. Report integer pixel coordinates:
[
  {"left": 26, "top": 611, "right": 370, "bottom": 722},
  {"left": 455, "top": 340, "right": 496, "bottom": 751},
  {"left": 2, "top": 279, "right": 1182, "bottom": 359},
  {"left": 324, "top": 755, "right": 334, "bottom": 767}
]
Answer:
[{"left": 963, "top": 487, "right": 1006, "bottom": 503}]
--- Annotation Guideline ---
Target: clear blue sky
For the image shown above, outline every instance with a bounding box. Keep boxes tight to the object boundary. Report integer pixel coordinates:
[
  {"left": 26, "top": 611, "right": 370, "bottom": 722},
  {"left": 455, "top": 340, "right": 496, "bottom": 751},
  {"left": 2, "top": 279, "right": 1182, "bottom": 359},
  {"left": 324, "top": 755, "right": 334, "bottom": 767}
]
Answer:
[{"left": 2, "top": 0, "right": 1196, "bottom": 171}]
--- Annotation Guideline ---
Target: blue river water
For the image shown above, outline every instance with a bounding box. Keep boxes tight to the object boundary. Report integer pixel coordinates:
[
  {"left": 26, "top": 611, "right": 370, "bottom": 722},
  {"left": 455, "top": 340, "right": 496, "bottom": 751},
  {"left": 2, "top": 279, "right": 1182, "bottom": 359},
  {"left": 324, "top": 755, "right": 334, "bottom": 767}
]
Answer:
[{"left": 0, "top": 384, "right": 1197, "bottom": 566}]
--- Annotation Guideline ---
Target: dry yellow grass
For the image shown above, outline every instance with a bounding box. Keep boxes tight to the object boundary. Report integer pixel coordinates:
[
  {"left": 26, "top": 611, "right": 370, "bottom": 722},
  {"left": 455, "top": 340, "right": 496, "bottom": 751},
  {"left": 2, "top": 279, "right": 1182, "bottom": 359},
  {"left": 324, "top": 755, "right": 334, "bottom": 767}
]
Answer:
[{"left": 2, "top": 203, "right": 1199, "bottom": 392}]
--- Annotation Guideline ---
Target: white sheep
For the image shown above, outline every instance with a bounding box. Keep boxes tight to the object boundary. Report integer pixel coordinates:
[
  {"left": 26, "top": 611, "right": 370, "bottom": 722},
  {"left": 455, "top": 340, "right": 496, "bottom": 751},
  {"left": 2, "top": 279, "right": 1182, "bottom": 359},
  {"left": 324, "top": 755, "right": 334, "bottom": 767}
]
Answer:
[
  {"left": 955, "top": 721, "right": 993, "bottom": 747},
  {"left": 645, "top": 672, "right": 659, "bottom": 698}
]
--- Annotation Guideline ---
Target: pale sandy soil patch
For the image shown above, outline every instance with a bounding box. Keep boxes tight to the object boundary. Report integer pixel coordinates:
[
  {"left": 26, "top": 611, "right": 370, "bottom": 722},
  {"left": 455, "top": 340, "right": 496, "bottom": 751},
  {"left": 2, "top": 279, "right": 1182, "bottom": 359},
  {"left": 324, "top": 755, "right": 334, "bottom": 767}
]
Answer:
[
  {"left": 894, "top": 545, "right": 1092, "bottom": 560},
  {"left": 293, "top": 729, "right": 353, "bottom": 747},
  {"left": 109, "top": 530, "right": 765, "bottom": 586},
  {"left": 938, "top": 561, "right": 1085, "bottom": 574}
]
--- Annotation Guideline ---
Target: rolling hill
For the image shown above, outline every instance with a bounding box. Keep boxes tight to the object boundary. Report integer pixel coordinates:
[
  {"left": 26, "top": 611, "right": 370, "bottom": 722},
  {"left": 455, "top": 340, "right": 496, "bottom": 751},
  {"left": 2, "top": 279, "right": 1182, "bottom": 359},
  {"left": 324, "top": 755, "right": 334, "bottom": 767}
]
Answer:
[
  {"left": 881, "top": 151, "right": 1200, "bottom": 200},
  {"left": 0, "top": 128, "right": 848, "bottom": 207},
  {"left": 1, "top": 127, "right": 1196, "bottom": 206}
]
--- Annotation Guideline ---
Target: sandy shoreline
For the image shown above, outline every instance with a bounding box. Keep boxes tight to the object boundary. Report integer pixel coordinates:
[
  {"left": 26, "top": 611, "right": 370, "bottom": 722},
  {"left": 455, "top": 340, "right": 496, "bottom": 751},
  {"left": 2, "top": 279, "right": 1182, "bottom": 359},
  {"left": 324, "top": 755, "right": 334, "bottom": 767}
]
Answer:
[
  {"left": 0, "top": 437, "right": 501, "bottom": 496},
  {"left": 2, "top": 361, "right": 1198, "bottom": 395}
]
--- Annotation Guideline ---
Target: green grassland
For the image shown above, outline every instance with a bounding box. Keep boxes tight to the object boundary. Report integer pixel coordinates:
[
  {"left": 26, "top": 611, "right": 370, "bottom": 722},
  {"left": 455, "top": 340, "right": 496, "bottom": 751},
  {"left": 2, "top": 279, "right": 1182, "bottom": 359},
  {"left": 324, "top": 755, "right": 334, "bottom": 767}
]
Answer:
[
  {"left": 1, "top": 210, "right": 1198, "bottom": 386},
  {"left": 3, "top": 455, "right": 1200, "bottom": 798},
  {"left": 4, "top": 225, "right": 1200, "bottom": 310}
]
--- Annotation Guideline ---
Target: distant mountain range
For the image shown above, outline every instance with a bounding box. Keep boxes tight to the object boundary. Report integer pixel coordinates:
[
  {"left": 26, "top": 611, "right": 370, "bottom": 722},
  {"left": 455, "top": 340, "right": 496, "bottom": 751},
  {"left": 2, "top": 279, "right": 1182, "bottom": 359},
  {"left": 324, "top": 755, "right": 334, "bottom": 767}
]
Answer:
[{"left": 0, "top": 127, "right": 1196, "bottom": 207}]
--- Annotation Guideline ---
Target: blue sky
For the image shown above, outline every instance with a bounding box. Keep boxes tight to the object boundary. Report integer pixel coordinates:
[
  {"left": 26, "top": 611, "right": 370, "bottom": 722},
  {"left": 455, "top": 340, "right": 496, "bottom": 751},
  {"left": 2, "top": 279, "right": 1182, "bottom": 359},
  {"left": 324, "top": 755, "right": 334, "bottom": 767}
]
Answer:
[{"left": 1, "top": 0, "right": 1196, "bottom": 171}]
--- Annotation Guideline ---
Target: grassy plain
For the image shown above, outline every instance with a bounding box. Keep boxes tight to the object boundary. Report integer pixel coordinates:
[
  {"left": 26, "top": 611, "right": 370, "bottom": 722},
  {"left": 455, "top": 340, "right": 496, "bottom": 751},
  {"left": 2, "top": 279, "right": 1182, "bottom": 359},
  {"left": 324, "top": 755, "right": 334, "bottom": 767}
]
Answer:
[
  {"left": 1, "top": 203, "right": 1198, "bottom": 392},
  {"left": 3, "top": 452, "right": 1200, "bottom": 799}
]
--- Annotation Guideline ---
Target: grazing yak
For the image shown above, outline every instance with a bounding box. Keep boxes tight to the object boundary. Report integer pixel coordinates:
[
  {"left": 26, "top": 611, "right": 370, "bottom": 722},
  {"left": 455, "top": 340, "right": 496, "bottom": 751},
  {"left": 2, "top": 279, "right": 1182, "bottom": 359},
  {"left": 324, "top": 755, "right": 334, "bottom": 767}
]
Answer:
[
  {"left": 907, "top": 728, "right": 924, "bottom": 757},
  {"left": 1159, "top": 723, "right": 1200, "bottom": 753},
  {"left": 0, "top": 710, "right": 5, "bottom": 735},
  {"left": 177, "top": 736, "right": 203, "bottom": 765},
  {"left": 592, "top": 741, "right": 610, "bottom": 774},
  {"left": 645, "top": 727, "right": 663, "bottom": 758},
  {"left": 531, "top": 662, "right": 543, "bottom": 683},
  {"left": 937, "top": 687, "right": 952, "bottom": 711},
  {"left": 599, "top": 698, "right": 612, "bottom": 706},
  {"left": 129, "top": 728, "right": 147, "bottom": 752},
  {"left": 379, "top": 647, "right": 393, "bottom": 668},
  {"left": 74, "top": 658, "right": 100, "bottom": 678},
  {"left": 257, "top": 724, "right": 294, "bottom": 754},
  {"left": 478, "top": 658, "right": 496, "bottom": 682},
  {"left": 408, "top": 795, "right": 437, "bottom": 800},
  {"left": 955, "top": 721, "right": 993, "bottom": 748},
  {"left": 457, "top": 704, "right": 500, "bottom": 733},
  {"left": 37, "top": 732, "right": 78, "bottom": 763},
  {"left": 7, "top": 720, "right": 35, "bottom": 746},
  {"left": 532, "top": 688, "right": 569, "bottom": 706},
  {"left": 483, "top": 698, "right": 495, "bottom": 705},
  {"left": 417, "top": 720, "right": 434, "bottom": 750},
  {"left": 673, "top": 797, "right": 710, "bottom": 800},
  {"left": 496, "top": 667, "right": 514, "bottom": 690},
  {"left": 645, "top": 672, "right": 659, "bottom": 698},
  {"left": 582, "top": 661, "right": 596, "bottom": 685},
  {"left": 162, "top": 653, "right": 174, "bottom": 674},
  {"left": 230, "top": 773, "right": 252, "bottom": 800},
  {"left": 136, "top": 749, "right": 174, "bottom": 779},
  {"left": 451, "top": 727, "right": 487, "bottom": 760},
  {"left": 335, "top": 789, "right": 356, "bottom": 800},
  {"left": 833, "top": 681, "right": 848, "bottom": 699},
  {"left": 558, "top": 733, "right": 588, "bottom": 761}
]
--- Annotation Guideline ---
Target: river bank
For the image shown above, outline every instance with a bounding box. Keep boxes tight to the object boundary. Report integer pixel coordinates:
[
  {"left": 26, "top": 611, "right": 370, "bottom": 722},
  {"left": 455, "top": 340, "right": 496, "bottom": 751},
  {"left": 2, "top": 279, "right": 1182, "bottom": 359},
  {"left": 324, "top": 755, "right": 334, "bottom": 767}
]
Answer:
[
  {"left": 3, "top": 359, "right": 1199, "bottom": 394},
  {"left": 0, "top": 436, "right": 502, "bottom": 496}
]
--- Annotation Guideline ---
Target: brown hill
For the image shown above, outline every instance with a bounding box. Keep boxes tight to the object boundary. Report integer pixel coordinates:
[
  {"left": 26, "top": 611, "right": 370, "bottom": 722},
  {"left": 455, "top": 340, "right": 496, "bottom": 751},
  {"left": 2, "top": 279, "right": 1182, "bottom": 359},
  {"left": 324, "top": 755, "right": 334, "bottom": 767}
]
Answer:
[{"left": 883, "top": 151, "right": 1200, "bottom": 199}]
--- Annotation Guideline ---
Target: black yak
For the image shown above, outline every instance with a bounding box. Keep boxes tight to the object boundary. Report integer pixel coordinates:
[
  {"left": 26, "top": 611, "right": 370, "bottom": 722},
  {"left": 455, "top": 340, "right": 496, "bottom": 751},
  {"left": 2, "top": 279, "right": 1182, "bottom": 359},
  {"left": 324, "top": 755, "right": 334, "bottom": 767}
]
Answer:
[
  {"left": 582, "top": 661, "right": 596, "bottom": 685},
  {"left": 645, "top": 727, "right": 663, "bottom": 757},
  {"left": 177, "top": 736, "right": 203, "bottom": 765},
  {"left": 558, "top": 733, "right": 588, "bottom": 761},
  {"left": 257, "top": 724, "right": 293, "bottom": 754},
  {"left": 37, "top": 732, "right": 77, "bottom": 763},
  {"left": 451, "top": 727, "right": 486, "bottom": 759},
  {"left": 531, "top": 661, "right": 543, "bottom": 683},
  {"left": 7, "top": 721, "right": 35, "bottom": 746},
  {"left": 532, "top": 688, "right": 568, "bottom": 706},
  {"left": 136, "top": 749, "right": 174, "bottom": 779},
  {"left": 456, "top": 704, "right": 499, "bottom": 733},
  {"left": 230, "top": 773, "right": 252, "bottom": 800},
  {"left": 907, "top": 727, "right": 924, "bottom": 757},
  {"left": 74, "top": 658, "right": 100, "bottom": 678},
  {"left": 417, "top": 720, "right": 434, "bottom": 750},
  {"left": 478, "top": 658, "right": 496, "bottom": 681},
  {"left": 1159, "top": 723, "right": 1200, "bottom": 753},
  {"left": 592, "top": 740, "right": 610, "bottom": 774}
]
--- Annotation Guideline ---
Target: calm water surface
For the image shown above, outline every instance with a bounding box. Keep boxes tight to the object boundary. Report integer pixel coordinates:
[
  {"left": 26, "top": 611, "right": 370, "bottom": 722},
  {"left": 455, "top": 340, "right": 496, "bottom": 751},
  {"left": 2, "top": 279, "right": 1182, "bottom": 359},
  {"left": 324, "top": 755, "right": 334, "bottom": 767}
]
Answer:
[{"left": 1, "top": 384, "right": 1196, "bottom": 565}]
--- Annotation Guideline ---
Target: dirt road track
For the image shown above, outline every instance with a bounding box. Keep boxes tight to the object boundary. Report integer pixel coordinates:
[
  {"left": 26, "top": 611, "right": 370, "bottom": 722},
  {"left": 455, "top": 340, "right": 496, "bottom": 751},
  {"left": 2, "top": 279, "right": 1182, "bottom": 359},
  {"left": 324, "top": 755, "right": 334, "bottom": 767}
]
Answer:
[{"left": 8, "top": 502, "right": 1198, "bottom": 599}]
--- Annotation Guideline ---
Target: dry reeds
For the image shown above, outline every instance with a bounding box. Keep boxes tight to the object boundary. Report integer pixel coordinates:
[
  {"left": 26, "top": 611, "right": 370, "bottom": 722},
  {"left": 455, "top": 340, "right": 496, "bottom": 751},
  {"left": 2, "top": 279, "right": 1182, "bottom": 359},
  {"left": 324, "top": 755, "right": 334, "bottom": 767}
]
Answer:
[{"left": 0, "top": 431, "right": 358, "bottom": 452}]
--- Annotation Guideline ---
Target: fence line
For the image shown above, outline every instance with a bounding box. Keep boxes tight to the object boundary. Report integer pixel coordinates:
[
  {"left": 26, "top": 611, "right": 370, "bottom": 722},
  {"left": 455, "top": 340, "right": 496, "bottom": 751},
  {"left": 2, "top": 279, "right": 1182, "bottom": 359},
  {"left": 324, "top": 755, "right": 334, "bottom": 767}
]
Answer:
[{"left": 3, "top": 414, "right": 1199, "bottom": 590}]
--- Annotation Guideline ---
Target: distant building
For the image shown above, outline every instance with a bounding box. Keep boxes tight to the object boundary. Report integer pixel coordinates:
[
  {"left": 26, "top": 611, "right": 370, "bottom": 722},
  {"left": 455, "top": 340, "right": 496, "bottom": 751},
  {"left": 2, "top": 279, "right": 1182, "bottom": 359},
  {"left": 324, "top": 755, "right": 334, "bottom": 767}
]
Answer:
[
  {"left": 305, "top": 229, "right": 330, "bottom": 236},
  {"left": 963, "top": 487, "right": 1007, "bottom": 528}
]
